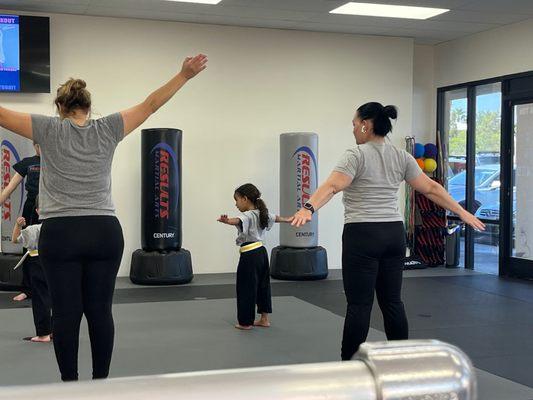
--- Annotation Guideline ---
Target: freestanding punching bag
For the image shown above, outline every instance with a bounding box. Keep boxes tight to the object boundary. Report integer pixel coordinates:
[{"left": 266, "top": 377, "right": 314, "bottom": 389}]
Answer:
[
  {"left": 129, "top": 128, "right": 193, "bottom": 285},
  {"left": 270, "top": 133, "right": 328, "bottom": 280}
]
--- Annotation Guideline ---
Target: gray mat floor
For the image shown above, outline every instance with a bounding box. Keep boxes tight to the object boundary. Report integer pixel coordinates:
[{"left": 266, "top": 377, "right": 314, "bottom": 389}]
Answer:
[{"left": 0, "top": 297, "right": 532, "bottom": 399}]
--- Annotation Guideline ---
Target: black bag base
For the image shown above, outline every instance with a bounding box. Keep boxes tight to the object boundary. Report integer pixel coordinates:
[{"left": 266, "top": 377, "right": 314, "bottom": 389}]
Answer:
[
  {"left": 403, "top": 255, "right": 428, "bottom": 270},
  {"left": 130, "top": 249, "right": 193, "bottom": 285},
  {"left": 270, "top": 246, "right": 328, "bottom": 281},
  {"left": 0, "top": 253, "right": 24, "bottom": 291}
]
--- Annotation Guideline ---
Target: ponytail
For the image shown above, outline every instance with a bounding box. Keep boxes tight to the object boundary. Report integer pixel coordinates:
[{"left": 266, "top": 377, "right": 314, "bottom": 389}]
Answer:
[{"left": 254, "top": 198, "right": 270, "bottom": 230}]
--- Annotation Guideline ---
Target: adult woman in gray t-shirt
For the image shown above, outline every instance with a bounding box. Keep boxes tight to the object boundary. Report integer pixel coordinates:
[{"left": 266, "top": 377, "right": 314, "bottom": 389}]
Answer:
[
  {"left": 0, "top": 54, "right": 207, "bottom": 381},
  {"left": 291, "top": 102, "right": 484, "bottom": 361}
]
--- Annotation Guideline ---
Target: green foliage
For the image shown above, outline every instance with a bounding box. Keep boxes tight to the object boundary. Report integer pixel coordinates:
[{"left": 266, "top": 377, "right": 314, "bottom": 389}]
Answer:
[
  {"left": 448, "top": 107, "right": 466, "bottom": 156},
  {"left": 476, "top": 110, "right": 501, "bottom": 152},
  {"left": 447, "top": 108, "right": 500, "bottom": 156}
]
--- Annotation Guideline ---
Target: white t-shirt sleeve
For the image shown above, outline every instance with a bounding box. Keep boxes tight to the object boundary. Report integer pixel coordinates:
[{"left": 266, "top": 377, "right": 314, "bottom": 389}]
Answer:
[
  {"left": 19, "top": 224, "right": 41, "bottom": 250},
  {"left": 236, "top": 212, "right": 253, "bottom": 235},
  {"left": 17, "top": 233, "right": 24, "bottom": 246}
]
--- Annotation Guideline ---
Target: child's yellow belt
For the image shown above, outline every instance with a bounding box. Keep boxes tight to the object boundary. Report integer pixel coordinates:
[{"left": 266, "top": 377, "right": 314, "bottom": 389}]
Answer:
[
  {"left": 240, "top": 242, "right": 263, "bottom": 253},
  {"left": 29, "top": 250, "right": 39, "bottom": 257}
]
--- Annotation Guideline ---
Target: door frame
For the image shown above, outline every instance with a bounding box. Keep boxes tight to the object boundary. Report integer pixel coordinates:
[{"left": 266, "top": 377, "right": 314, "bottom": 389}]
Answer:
[{"left": 437, "top": 71, "right": 533, "bottom": 278}]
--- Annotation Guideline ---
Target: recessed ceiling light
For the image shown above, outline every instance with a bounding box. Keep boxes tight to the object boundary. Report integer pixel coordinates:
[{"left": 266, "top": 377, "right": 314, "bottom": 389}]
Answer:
[
  {"left": 330, "top": 2, "right": 449, "bottom": 20},
  {"left": 165, "top": 0, "right": 222, "bottom": 4}
]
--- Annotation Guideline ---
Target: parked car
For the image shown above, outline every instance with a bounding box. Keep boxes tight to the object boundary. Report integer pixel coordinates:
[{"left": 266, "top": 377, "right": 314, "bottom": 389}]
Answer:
[
  {"left": 476, "top": 152, "right": 500, "bottom": 166},
  {"left": 448, "top": 164, "right": 501, "bottom": 213},
  {"left": 474, "top": 197, "right": 516, "bottom": 246}
]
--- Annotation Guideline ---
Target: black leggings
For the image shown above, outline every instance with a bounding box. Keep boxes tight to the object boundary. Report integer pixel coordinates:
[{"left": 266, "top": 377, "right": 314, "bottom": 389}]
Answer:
[
  {"left": 39, "top": 216, "right": 124, "bottom": 381},
  {"left": 236, "top": 246, "right": 272, "bottom": 326},
  {"left": 26, "top": 256, "right": 52, "bottom": 336},
  {"left": 341, "top": 222, "right": 408, "bottom": 360}
]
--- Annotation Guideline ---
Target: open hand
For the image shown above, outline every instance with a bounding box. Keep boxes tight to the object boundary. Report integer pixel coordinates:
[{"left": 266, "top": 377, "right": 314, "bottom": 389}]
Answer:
[
  {"left": 181, "top": 54, "right": 208, "bottom": 79},
  {"left": 217, "top": 214, "right": 230, "bottom": 224},
  {"left": 459, "top": 210, "right": 486, "bottom": 231},
  {"left": 291, "top": 209, "right": 312, "bottom": 228}
]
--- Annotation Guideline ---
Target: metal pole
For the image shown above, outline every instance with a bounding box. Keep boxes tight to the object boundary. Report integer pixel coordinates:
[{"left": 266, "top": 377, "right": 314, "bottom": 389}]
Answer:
[{"left": 0, "top": 340, "right": 476, "bottom": 400}]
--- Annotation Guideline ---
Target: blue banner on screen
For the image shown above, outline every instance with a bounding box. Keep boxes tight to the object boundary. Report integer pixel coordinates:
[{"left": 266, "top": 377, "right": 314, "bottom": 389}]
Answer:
[{"left": 0, "top": 15, "right": 20, "bottom": 92}]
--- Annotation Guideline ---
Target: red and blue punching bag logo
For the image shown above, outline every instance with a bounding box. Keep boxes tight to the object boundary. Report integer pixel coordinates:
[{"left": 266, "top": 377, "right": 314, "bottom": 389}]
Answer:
[
  {"left": 292, "top": 146, "right": 318, "bottom": 210},
  {"left": 151, "top": 143, "right": 179, "bottom": 222},
  {"left": 1, "top": 139, "right": 23, "bottom": 221}
]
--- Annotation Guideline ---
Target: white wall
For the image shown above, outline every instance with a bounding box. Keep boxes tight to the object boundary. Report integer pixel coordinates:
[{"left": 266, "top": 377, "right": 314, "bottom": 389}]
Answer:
[
  {"left": 435, "top": 18, "right": 533, "bottom": 88},
  {"left": 412, "top": 45, "right": 435, "bottom": 144},
  {"left": 0, "top": 12, "right": 415, "bottom": 276}
]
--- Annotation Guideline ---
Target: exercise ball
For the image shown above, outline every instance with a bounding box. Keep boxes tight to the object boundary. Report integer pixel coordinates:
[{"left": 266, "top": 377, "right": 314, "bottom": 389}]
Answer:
[
  {"left": 424, "top": 158, "right": 437, "bottom": 173},
  {"left": 416, "top": 158, "right": 425, "bottom": 170},
  {"left": 424, "top": 143, "right": 438, "bottom": 159},
  {"left": 414, "top": 143, "right": 425, "bottom": 158}
]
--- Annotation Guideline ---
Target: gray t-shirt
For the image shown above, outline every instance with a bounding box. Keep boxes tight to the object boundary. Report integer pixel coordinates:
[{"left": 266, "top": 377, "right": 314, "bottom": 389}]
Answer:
[
  {"left": 18, "top": 224, "right": 42, "bottom": 251},
  {"left": 235, "top": 210, "right": 276, "bottom": 246},
  {"left": 334, "top": 142, "right": 422, "bottom": 224},
  {"left": 31, "top": 114, "right": 124, "bottom": 219}
]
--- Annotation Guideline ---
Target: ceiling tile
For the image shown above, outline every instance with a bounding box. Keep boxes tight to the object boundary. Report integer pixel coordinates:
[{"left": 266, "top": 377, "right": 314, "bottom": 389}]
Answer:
[
  {"left": 460, "top": 0, "right": 533, "bottom": 15},
  {"left": 0, "top": 0, "right": 529, "bottom": 46},
  {"left": 432, "top": 9, "right": 528, "bottom": 25}
]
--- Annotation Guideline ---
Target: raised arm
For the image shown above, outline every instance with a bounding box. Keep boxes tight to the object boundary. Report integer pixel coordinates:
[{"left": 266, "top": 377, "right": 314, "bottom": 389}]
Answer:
[
  {"left": 0, "top": 107, "right": 32, "bottom": 139},
  {"left": 291, "top": 171, "right": 353, "bottom": 227},
  {"left": 407, "top": 172, "right": 485, "bottom": 231},
  {"left": 11, "top": 217, "right": 26, "bottom": 243},
  {"left": 0, "top": 173, "right": 23, "bottom": 204},
  {"left": 121, "top": 54, "right": 208, "bottom": 136}
]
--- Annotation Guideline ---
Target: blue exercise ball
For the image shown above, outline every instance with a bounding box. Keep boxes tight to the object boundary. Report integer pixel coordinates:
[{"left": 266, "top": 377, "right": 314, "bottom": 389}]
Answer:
[{"left": 414, "top": 143, "right": 425, "bottom": 158}]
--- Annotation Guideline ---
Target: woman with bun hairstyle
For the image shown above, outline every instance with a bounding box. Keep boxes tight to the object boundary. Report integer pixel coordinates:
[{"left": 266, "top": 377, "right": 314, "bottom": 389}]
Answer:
[
  {"left": 0, "top": 54, "right": 208, "bottom": 381},
  {"left": 290, "top": 102, "right": 484, "bottom": 360}
]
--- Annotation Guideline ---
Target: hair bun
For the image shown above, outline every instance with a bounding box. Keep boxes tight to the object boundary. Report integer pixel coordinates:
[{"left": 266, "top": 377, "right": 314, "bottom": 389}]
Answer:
[
  {"left": 383, "top": 105, "right": 398, "bottom": 120},
  {"left": 70, "top": 79, "right": 87, "bottom": 92},
  {"left": 55, "top": 78, "right": 92, "bottom": 117}
]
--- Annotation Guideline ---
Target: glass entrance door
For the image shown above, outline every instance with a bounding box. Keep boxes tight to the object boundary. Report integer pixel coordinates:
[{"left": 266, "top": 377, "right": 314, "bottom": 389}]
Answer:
[{"left": 508, "top": 102, "right": 533, "bottom": 277}]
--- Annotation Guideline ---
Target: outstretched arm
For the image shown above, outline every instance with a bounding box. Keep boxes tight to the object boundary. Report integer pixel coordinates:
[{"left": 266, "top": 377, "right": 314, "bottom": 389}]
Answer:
[
  {"left": 121, "top": 54, "right": 208, "bottom": 136},
  {"left": 0, "top": 107, "right": 32, "bottom": 139},
  {"left": 407, "top": 173, "right": 485, "bottom": 231},
  {"left": 217, "top": 214, "right": 241, "bottom": 226},
  {"left": 0, "top": 173, "right": 23, "bottom": 204},
  {"left": 291, "top": 171, "right": 353, "bottom": 228}
]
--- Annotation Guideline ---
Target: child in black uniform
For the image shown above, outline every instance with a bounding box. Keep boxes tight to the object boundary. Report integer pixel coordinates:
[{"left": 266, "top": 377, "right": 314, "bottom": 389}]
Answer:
[
  {"left": 218, "top": 183, "right": 292, "bottom": 330},
  {"left": 0, "top": 144, "right": 41, "bottom": 302},
  {"left": 12, "top": 196, "right": 52, "bottom": 343}
]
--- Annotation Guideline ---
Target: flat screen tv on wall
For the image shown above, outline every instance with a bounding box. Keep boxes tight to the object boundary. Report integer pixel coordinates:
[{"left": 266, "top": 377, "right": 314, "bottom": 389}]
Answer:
[{"left": 0, "top": 14, "right": 50, "bottom": 93}]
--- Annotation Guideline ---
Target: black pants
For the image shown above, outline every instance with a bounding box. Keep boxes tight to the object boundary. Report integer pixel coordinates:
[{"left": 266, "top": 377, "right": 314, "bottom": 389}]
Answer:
[
  {"left": 236, "top": 246, "right": 272, "bottom": 326},
  {"left": 341, "top": 222, "right": 409, "bottom": 361},
  {"left": 25, "top": 256, "right": 52, "bottom": 336},
  {"left": 20, "top": 197, "right": 39, "bottom": 297},
  {"left": 39, "top": 216, "right": 124, "bottom": 382}
]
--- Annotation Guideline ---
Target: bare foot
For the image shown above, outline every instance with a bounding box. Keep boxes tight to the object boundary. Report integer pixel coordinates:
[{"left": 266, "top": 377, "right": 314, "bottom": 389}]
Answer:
[
  {"left": 254, "top": 319, "right": 271, "bottom": 327},
  {"left": 13, "top": 293, "right": 28, "bottom": 302},
  {"left": 235, "top": 324, "right": 253, "bottom": 330},
  {"left": 29, "top": 335, "right": 51, "bottom": 343}
]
